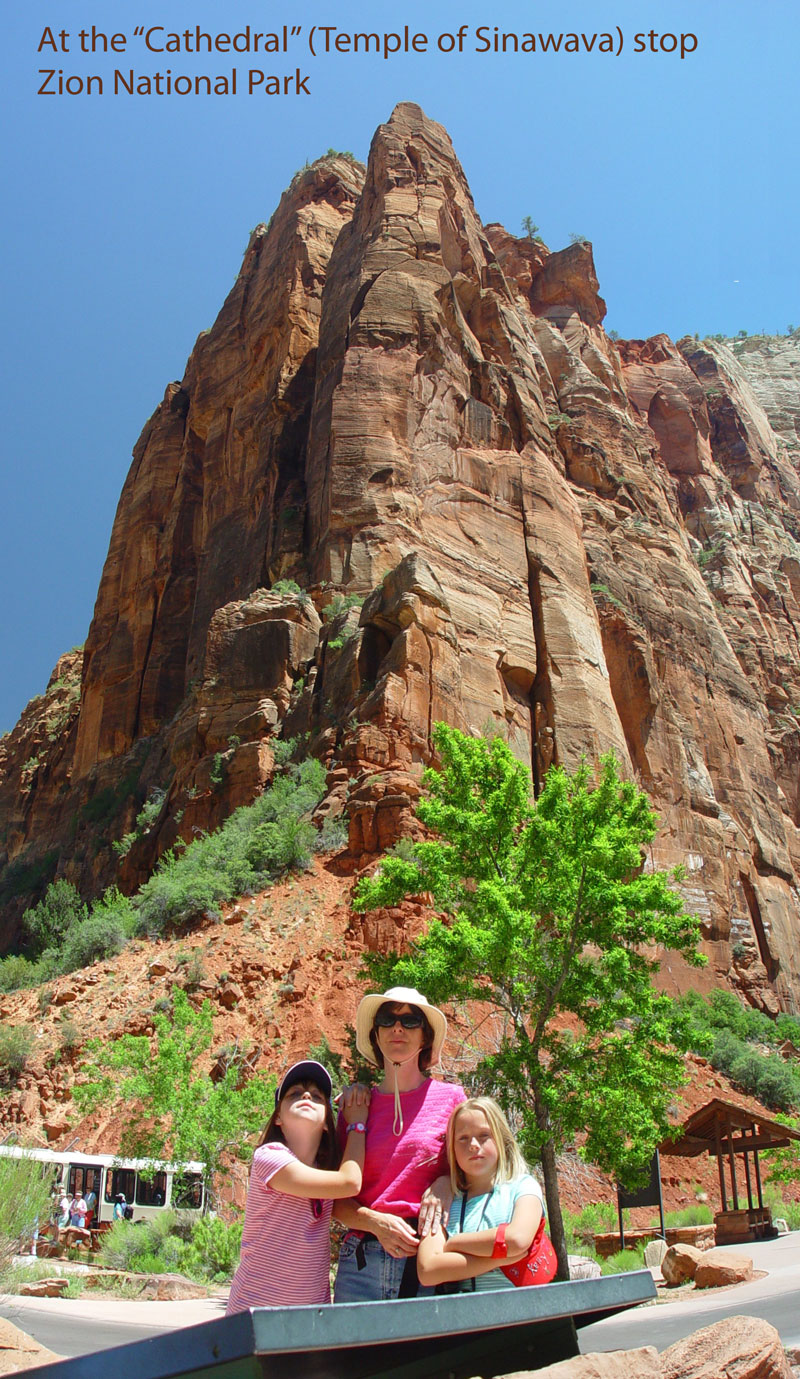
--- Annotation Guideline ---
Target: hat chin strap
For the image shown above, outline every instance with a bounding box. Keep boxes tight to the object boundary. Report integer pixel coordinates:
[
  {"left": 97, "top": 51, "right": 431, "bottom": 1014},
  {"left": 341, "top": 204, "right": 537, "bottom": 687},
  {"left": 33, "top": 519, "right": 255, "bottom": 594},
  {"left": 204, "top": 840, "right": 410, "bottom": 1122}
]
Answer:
[{"left": 387, "top": 1050, "right": 422, "bottom": 1136}]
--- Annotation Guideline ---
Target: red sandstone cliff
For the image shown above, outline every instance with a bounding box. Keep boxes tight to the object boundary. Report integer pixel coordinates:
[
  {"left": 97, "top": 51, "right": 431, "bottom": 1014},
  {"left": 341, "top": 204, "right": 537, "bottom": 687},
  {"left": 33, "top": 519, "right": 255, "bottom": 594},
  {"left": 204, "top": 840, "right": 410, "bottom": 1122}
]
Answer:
[{"left": 2, "top": 104, "right": 799, "bottom": 1017}]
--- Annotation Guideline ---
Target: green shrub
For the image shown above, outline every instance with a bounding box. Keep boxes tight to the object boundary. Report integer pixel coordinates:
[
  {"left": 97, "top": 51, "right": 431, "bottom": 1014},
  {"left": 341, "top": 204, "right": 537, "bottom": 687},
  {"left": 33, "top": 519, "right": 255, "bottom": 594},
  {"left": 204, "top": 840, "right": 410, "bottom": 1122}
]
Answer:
[
  {"left": 0, "top": 1155, "right": 56, "bottom": 1275},
  {"left": 0, "top": 954, "right": 43, "bottom": 994},
  {"left": 562, "top": 1201, "right": 616, "bottom": 1250},
  {"left": 98, "top": 1212, "right": 182, "bottom": 1274},
  {"left": 0, "top": 1026, "right": 35, "bottom": 1084},
  {"left": 315, "top": 817, "right": 349, "bottom": 853},
  {"left": 178, "top": 1214, "right": 243, "bottom": 1282},
  {"left": 23, "top": 879, "right": 88, "bottom": 954},
  {"left": 132, "top": 759, "right": 325, "bottom": 935},
  {"left": 54, "top": 910, "right": 127, "bottom": 971},
  {"left": 322, "top": 592, "right": 364, "bottom": 621},
  {"left": 659, "top": 1204, "right": 713, "bottom": 1227},
  {"left": 600, "top": 1245, "right": 646, "bottom": 1275},
  {"left": 674, "top": 989, "right": 800, "bottom": 1111}
]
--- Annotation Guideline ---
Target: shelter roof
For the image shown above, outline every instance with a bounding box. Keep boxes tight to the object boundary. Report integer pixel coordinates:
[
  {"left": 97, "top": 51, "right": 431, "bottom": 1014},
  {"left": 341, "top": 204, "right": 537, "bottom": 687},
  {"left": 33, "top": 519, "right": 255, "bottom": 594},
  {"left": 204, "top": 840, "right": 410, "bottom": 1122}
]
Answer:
[{"left": 660, "top": 1097, "right": 800, "bottom": 1158}]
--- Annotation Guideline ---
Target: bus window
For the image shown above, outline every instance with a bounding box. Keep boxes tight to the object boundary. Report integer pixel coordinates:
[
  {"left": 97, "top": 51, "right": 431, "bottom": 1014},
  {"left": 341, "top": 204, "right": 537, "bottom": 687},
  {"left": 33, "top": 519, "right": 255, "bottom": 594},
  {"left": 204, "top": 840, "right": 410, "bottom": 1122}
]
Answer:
[
  {"left": 67, "top": 1164, "right": 97, "bottom": 1197},
  {"left": 135, "top": 1172, "right": 167, "bottom": 1207},
  {"left": 172, "top": 1173, "right": 203, "bottom": 1210},
  {"left": 105, "top": 1168, "right": 137, "bottom": 1204}
]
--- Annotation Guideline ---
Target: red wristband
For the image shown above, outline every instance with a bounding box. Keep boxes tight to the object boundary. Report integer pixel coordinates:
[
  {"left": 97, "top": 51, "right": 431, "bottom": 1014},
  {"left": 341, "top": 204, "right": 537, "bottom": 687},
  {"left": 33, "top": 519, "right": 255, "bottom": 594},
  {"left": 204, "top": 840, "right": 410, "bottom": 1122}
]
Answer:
[{"left": 491, "top": 1224, "right": 508, "bottom": 1259}]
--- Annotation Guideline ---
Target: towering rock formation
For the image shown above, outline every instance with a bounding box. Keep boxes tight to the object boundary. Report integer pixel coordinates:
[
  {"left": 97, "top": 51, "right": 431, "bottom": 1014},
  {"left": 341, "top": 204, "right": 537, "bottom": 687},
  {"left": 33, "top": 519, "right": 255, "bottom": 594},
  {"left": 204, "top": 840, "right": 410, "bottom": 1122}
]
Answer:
[{"left": 2, "top": 104, "right": 799, "bottom": 1015}]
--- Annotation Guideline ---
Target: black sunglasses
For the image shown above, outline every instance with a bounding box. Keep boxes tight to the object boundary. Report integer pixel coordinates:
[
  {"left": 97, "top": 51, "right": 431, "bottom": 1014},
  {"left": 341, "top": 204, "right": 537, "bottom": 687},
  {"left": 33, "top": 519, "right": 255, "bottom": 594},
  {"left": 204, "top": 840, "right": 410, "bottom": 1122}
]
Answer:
[{"left": 374, "top": 1008, "right": 424, "bottom": 1030}]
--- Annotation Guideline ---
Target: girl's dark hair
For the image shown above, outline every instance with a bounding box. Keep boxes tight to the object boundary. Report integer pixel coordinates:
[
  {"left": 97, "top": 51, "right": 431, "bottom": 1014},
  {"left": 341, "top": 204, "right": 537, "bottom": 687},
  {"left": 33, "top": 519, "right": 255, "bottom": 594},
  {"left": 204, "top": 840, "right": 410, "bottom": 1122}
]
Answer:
[
  {"left": 257, "top": 1080, "right": 338, "bottom": 1170},
  {"left": 369, "top": 1003, "right": 435, "bottom": 1074}
]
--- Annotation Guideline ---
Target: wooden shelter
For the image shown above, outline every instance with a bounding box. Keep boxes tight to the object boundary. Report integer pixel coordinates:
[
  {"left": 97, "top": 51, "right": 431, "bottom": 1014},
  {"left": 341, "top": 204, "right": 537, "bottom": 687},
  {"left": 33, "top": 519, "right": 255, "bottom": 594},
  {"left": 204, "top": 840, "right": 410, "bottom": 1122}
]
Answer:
[{"left": 661, "top": 1097, "right": 800, "bottom": 1244}]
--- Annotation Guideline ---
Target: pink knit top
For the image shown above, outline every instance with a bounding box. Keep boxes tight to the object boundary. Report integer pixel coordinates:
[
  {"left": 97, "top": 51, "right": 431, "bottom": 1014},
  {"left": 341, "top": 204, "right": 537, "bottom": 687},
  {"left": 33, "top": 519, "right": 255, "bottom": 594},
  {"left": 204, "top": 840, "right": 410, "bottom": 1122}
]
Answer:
[{"left": 353, "top": 1080, "right": 466, "bottom": 1217}]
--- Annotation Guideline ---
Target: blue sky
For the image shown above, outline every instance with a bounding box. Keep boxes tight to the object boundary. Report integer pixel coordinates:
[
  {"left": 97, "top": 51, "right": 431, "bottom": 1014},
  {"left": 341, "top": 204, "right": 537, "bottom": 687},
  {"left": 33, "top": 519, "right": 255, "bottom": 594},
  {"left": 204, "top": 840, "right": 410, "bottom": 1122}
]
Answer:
[{"left": 2, "top": 0, "right": 799, "bottom": 733}]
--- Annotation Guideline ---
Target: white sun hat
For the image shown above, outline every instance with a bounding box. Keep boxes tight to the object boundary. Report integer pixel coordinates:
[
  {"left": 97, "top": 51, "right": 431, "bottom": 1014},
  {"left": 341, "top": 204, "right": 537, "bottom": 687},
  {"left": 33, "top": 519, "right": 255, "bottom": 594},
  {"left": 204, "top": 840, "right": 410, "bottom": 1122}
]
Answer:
[{"left": 355, "top": 986, "right": 448, "bottom": 1068}]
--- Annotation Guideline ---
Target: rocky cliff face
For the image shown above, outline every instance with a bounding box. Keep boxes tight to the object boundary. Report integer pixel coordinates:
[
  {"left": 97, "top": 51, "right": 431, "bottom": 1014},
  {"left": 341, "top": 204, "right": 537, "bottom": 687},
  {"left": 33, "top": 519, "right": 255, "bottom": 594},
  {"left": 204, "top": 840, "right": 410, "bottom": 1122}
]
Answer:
[{"left": 2, "top": 104, "right": 800, "bottom": 1015}]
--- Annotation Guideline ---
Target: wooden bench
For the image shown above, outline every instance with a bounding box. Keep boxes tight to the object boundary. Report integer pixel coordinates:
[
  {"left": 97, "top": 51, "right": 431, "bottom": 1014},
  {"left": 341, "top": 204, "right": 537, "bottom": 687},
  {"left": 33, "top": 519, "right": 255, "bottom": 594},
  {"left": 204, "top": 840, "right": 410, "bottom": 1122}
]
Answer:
[{"left": 31, "top": 1270, "right": 656, "bottom": 1379}]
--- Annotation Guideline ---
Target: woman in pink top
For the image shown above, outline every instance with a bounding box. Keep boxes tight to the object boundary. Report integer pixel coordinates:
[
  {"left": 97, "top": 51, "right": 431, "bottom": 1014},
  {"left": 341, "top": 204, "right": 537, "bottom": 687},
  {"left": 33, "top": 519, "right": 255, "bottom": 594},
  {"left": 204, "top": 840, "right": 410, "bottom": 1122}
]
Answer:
[
  {"left": 226, "top": 1060, "right": 368, "bottom": 1312},
  {"left": 333, "top": 986, "right": 465, "bottom": 1302}
]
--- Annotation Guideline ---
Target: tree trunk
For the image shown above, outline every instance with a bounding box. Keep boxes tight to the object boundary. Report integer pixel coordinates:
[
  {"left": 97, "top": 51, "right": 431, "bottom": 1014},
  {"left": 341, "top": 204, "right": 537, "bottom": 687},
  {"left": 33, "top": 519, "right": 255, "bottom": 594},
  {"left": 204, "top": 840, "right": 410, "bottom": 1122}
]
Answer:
[
  {"left": 534, "top": 1088, "right": 569, "bottom": 1281},
  {"left": 540, "top": 1134, "right": 569, "bottom": 1280}
]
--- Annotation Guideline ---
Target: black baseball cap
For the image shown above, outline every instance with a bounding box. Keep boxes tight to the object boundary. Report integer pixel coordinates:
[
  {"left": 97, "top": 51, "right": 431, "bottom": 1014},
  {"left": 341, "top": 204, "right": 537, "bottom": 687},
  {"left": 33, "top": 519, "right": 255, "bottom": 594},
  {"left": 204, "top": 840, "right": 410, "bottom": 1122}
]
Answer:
[{"left": 275, "top": 1060, "right": 333, "bottom": 1106}]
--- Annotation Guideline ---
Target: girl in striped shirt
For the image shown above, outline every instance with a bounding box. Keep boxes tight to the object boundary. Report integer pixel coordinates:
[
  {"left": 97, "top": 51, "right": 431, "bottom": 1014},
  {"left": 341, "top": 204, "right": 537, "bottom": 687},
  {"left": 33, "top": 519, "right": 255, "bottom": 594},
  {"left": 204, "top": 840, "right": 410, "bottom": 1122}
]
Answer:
[{"left": 226, "top": 1060, "right": 368, "bottom": 1312}]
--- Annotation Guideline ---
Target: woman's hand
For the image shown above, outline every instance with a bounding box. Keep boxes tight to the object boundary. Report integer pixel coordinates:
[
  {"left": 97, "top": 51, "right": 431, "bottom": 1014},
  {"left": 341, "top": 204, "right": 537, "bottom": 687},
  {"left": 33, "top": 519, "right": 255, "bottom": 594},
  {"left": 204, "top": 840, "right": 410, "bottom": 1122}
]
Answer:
[
  {"left": 419, "top": 1176, "right": 454, "bottom": 1237},
  {"left": 342, "top": 1083, "right": 370, "bottom": 1126},
  {"left": 372, "top": 1213, "right": 420, "bottom": 1258}
]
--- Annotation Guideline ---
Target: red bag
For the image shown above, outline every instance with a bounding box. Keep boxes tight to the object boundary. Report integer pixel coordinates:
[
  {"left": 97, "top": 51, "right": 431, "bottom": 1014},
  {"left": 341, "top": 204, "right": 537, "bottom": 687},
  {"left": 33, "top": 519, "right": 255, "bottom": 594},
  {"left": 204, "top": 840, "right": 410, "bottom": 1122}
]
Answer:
[{"left": 499, "top": 1218, "right": 558, "bottom": 1287}]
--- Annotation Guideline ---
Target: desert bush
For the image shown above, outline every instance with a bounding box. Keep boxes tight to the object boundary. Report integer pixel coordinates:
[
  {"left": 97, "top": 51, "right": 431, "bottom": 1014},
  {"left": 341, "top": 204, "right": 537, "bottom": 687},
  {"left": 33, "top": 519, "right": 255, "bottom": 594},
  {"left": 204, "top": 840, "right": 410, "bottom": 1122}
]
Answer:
[
  {"left": 178, "top": 1214, "right": 243, "bottom": 1282},
  {"left": 600, "top": 1245, "right": 646, "bottom": 1275},
  {"left": 132, "top": 759, "right": 325, "bottom": 935},
  {"left": 55, "top": 910, "right": 127, "bottom": 971},
  {"left": 562, "top": 1201, "right": 616, "bottom": 1251},
  {"left": 23, "top": 879, "right": 87, "bottom": 954},
  {"left": 660, "top": 1204, "right": 713, "bottom": 1227},
  {"left": 675, "top": 989, "right": 800, "bottom": 1111},
  {"left": 0, "top": 1026, "right": 35, "bottom": 1085},
  {"left": 98, "top": 1211, "right": 182, "bottom": 1274},
  {"left": 0, "top": 1154, "right": 55, "bottom": 1276},
  {"left": 0, "top": 954, "right": 43, "bottom": 993},
  {"left": 315, "top": 817, "right": 349, "bottom": 853}
]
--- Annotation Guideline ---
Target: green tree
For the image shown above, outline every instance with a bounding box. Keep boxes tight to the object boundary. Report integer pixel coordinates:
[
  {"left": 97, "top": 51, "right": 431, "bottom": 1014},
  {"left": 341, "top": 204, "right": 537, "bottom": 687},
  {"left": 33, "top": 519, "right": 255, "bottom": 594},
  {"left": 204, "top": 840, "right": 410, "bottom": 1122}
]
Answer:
[
  {"left": 763, "top": 1113, "right": 800, "bottom": 1189},
  {"left": 353, "top": 726, "right": 705, "bottom": 1278},
  {"left": 23, "top": 879, "right": 87, "bottom": 954},
  {"left": 73, "top": 988, "right": 275, "bottom": 1205},
  {"left": 521, "top": 216, "right": 540, "bottom": 240},
  {"left": 0, "top": 1153, "right": 57, "bottom": 1279}
]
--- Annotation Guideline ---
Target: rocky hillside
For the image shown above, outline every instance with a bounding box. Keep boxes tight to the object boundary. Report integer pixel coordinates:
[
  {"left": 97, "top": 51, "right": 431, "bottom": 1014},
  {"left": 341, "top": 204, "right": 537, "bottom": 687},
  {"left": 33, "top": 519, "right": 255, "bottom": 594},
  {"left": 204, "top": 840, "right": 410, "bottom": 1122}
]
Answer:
[
  {"left": 2, "top": 103, "right": 800, "bottom": 1022},
  {"left": 1, "top": 856, "right": 794, "bottom": 1219}
]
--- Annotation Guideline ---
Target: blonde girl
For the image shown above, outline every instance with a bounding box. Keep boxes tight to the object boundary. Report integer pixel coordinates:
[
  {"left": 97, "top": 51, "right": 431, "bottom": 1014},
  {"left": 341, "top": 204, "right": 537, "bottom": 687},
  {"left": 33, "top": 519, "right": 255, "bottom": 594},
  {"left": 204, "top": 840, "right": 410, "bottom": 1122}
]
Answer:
[
  {"left": 226, "top": 1060, "right": 369, "bottom": 1312},
  {"left": 417, "top": 1097, "right": 545, "bottom": 1292}
]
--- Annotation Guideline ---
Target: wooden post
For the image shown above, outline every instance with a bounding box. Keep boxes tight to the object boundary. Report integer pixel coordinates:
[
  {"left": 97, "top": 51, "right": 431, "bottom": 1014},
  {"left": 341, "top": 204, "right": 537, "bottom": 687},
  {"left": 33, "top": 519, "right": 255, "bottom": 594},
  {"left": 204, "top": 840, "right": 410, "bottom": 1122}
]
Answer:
[
  {"left": 741, "top": 1130, "right": 753, "bottom": 1210},
  {"left": 726, "top": 1115, "right": 739, "bottom": 1210},
  {"left": 753, "top": 1135, "right": 764, "bottom": 1209},
  {"left": 715, "top": 1117, "right": 727, "bottom": 1211}
]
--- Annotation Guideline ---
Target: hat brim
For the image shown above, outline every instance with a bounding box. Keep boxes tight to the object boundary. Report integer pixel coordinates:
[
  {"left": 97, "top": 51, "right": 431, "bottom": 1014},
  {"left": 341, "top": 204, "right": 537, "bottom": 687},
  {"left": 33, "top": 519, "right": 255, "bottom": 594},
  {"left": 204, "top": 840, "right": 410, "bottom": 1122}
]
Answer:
[
  {"left": 275, "top": 1060, "right": 333, "bottom": 1105},
  {"left": 355, "top": 988, "right": 447, "bottom": 1068}
]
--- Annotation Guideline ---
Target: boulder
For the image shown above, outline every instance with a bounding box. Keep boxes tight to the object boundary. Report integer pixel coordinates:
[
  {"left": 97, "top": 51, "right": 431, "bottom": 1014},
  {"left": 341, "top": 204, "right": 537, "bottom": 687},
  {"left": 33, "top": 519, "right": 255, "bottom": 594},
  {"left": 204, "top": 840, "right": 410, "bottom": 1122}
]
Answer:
[
  {"left": 500, "top": 1346, "right": 660, "bottom": 1379},
  {"left": 661, "top": 1242, "right": 703, "bottom": 1286},
  {"left": 19, "top": 1277, "right": 68, "bottom": 1297},
  {"left": 643, "top": 1238, "right": 668, "bottom": 1269},
  {"left": 693, "top": 1248, "right": 753, "bottom": 1289},
  {"left": 660, "top": 1317, "right": 791, "bottom": 1379},
  {"left": 568, "top": 1255, "right": 602, "bottom": 1280}
]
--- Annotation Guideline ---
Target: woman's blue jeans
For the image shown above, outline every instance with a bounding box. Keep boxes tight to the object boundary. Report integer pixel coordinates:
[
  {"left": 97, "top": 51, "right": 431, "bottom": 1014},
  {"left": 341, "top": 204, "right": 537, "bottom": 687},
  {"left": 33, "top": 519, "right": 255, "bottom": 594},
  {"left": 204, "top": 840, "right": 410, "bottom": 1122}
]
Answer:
[{"left": 333, "top": 1233, "right": 433, "bottom": 1303}]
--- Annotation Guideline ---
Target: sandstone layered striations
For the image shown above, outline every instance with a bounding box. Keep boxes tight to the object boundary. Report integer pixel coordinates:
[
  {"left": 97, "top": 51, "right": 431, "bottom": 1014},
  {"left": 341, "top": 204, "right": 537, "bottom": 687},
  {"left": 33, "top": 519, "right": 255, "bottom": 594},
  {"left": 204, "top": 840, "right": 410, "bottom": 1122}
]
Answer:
[{"left": 1, "top": 105, "right": 799, "bottom": 1016}]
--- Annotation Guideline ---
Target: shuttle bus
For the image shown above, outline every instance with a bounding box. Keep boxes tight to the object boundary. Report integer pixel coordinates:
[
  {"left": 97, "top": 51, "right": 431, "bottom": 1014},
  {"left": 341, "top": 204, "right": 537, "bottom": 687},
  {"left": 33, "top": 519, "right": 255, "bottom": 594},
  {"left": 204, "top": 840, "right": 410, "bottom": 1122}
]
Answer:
[{"left": 0, "top": 1144, "right": 206, "bottom": 1224}]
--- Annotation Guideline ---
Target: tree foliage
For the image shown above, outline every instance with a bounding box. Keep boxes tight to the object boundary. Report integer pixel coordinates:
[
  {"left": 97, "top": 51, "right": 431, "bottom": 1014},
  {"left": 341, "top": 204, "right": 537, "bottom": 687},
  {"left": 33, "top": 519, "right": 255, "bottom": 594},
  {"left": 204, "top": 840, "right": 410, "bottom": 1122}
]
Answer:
[
  {"left": 354, "top": 725, "right": 705, "bottom": 1275},
  {"left": 0, "top": 1154, "right": 56, "bottom": 1277},
  {"left": 73, "top": 988, "right": 275, "bottom": 1204}
]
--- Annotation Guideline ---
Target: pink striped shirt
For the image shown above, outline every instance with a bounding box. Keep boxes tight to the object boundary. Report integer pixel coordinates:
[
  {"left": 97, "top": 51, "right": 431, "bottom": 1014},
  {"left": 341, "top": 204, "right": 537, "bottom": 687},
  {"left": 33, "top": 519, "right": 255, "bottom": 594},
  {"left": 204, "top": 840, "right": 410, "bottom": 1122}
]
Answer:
[{"left": 225, "top": 1142, "right": 332, "bottom": 1312}]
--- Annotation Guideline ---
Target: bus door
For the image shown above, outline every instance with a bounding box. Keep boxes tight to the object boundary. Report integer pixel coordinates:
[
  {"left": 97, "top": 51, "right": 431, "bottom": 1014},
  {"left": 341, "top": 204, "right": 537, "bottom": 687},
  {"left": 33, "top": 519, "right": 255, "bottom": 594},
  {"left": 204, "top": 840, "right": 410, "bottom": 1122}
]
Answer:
[{"left": 66, "top": 1164, "right": 101, "bottom": 1226}]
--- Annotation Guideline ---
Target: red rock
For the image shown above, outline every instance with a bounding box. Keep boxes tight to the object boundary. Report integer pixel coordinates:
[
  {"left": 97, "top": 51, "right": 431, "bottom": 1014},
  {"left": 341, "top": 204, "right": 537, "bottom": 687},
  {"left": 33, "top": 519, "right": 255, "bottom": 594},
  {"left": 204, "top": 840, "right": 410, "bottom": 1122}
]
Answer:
[
  {"left": 694, "top": 1248, "right": 753, "bottom": 1288},
  {"left": 660, "top": 1317, "right": 791, "bottom": 1379},
  {"left": 1, "top": 104, "right": 800, "bottom": 1024},
  {"left": 661, "top": 1242, "right": 703, "bottom": 1286},
  {"left": 499, "top": 1346, "right": 660, "bottom": 1379}
]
